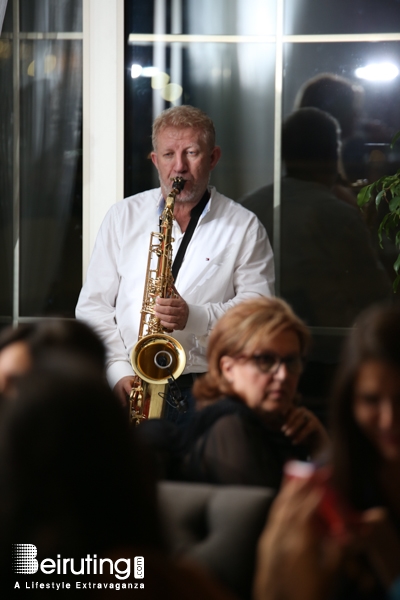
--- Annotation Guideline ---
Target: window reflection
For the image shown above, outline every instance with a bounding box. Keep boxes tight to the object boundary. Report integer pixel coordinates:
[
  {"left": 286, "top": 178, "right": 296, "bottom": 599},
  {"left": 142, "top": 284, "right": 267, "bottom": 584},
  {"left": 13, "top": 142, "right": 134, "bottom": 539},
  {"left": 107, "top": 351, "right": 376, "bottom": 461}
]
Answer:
[
  {"left": 284, "top": 42, "right": 400, "bottom": 291},
  {"left": 20, "top": 0, "right": 82, "bottom": 33},
  {"left": 1, "top": 1, "right": 13, "bottom": 33},
  {"left": 284, "top": 42, "right": 400, "bottom": 143},
  {"left": 19, "top": 40, "right": 82, "bottom": 316},
  {"left": 125, "top": 41, "right": 275, "bottom": 200},
  {"left": 0, "top": 35, "right": 13, "bottom": 317},
  {"left": 284, "top": 0, "right": 400, "bottom": 35},
  {"left": 127, "top": 0, "right": 277, "bottom": 36},
  {"left": 183, "top": 0, "right": 277, "bottom": 35},
  {"left": 0, "top": 0, "right": 83, "bottom": 320}
]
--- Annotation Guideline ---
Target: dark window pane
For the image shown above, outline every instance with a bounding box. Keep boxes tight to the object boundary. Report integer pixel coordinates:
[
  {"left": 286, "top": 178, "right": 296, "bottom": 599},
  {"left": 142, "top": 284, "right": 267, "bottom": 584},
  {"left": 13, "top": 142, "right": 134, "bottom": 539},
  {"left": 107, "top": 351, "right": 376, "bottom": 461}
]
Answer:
[
  {"left": 125, "top": 0, "right": 154, "bottom": 35},
  {"left": 20, "top": 0, "right": 82, "bottom": 33},
  {"left": 0, "top": 34, "right": 13, "bottom": 317},
  {"left": 19, "top": 40, "right": 82, "bottom": 317},
  {"left": 125, "top": 41, "right": 275, "bottom": 201},
  {"left": 284, "top": 0, "right": 400, "bottom": 35},
  {"left": 126, "top": 0, "right": 277, "bottom": 36},
  {"left": 1, "top": 0, "right": 13, "bottom": 33}
]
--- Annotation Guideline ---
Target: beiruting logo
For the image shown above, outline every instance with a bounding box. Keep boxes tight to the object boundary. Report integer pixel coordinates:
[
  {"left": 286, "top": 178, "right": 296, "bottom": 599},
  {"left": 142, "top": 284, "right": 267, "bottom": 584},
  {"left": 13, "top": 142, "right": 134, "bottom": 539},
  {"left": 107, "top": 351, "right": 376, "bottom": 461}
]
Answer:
[
  {"left": 12, "top": 545, "right": 38, "bottom": 574},
  {"left": 12, "top": 545, "right": 144, "bottom": 591}
]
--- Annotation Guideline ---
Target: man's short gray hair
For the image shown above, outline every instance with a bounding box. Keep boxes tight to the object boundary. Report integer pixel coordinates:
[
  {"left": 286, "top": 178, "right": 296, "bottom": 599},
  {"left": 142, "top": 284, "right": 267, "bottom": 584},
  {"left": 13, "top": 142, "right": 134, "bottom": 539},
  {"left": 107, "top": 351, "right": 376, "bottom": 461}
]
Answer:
[{"left": 152, "top": 105, "right": 216, "bottom": 151}]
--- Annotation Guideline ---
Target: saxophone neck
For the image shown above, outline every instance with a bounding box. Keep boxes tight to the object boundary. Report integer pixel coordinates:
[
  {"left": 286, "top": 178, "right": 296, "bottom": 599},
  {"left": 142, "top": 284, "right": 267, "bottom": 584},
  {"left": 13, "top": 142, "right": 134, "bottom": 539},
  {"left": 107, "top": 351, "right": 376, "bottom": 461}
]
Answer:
[
  {"left": 165, "top": 194, "right": 175, "bottom": 210},
  {"left": 164, "top": 177, "right": 186, "bottom": 213}
]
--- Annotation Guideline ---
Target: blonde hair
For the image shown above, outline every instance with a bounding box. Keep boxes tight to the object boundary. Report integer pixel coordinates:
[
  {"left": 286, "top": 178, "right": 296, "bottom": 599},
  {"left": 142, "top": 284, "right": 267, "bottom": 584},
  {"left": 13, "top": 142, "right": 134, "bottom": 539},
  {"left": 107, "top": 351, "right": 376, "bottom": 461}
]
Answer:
[
  {"left": 152, "top": 105, "right": 216, "bottom": 151},
  {"left": 193, "top": 297, "right": 310, "bottom": 402}
]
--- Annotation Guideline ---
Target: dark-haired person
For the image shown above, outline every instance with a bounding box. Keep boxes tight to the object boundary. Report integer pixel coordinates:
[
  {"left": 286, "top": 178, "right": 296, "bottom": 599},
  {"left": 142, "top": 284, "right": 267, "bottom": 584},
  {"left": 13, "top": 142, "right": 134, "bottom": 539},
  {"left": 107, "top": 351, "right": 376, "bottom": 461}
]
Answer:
[
  {"left": 0, "top": 357, "right": 236, "bottom": 599},
  {"left": 0, "top": 319, "right": 107, "bottom": 395},
  {"left": 253, "top": 302, "right": 400, "bottom": 600}
]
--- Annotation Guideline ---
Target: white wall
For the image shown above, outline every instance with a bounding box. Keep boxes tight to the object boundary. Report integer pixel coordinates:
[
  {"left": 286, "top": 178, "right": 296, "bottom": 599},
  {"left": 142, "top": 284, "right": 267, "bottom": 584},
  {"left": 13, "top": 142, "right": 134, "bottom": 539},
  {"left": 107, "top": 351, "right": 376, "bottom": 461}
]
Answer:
[{"left": 82, "top": 0, "right": 124, "bottom": 280}]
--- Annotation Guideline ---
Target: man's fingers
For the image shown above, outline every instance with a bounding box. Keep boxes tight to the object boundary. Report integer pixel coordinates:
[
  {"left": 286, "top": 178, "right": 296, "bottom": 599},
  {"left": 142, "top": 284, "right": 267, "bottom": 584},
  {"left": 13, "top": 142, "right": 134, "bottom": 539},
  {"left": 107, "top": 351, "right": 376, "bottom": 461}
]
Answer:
[
  {"left": 155, "top": 296, "right": 181, "bottom": 307},
  {"left": 113, "top": 376, "right": 135, "bottom": 407},
  {"left": 159, "top": 318, "right": 179, "bottom": 329},
  {"left": 154, "top": 296, "right": 189, "bottom": 330}
]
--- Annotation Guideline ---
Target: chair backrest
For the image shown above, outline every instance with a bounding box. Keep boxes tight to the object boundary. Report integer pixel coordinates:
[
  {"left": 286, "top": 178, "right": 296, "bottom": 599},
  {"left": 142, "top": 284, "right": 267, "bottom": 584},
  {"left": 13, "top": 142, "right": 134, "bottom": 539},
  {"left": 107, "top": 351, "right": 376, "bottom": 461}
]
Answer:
[{"left": 158, "top": 481, "right": 276, "bottom": 599}]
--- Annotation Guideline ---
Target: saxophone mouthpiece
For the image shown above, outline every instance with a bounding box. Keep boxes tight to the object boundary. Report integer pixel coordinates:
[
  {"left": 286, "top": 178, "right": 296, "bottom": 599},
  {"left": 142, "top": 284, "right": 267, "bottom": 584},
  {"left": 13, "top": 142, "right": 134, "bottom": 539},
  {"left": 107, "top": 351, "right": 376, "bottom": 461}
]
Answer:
[{"left": 171, "top": 177, "right": 186, "bottom": 193}]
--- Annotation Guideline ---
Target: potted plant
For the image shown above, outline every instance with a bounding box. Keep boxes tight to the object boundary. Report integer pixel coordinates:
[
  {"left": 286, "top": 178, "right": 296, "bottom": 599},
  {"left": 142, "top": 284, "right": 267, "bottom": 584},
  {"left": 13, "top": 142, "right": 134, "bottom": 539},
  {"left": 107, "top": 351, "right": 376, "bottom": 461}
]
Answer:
[{"left": 357, "top": 131, "right": 400, "bottom": 291}]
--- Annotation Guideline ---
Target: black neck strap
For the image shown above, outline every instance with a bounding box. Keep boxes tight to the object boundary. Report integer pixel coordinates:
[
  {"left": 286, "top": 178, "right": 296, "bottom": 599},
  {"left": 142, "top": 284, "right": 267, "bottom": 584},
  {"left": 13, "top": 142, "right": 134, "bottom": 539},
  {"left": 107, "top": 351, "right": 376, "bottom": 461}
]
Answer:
[{"left": 171, "top": 188, "right": 210, "bottom": 281}]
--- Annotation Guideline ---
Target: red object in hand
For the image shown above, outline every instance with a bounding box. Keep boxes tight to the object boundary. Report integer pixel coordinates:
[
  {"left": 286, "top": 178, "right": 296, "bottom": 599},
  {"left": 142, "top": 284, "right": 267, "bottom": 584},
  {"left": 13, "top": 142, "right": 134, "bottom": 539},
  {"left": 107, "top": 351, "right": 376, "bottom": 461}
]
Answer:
[{"left": 284, "top": 460, "right": 360, "bottom": 541}]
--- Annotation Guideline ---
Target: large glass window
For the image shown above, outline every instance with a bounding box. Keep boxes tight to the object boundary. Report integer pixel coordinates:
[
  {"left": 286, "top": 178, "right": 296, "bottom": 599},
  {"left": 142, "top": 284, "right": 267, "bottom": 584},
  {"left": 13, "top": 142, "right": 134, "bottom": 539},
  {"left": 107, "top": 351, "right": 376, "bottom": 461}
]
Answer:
[
  {"left": 1, "top": 0, "right": 399, "bottom": 389},
  {"left": 0, "top": 0, "right": 83, "bottom": 323},
  {"left": 125, "top": 0, "right": 400, "bottom": 407}
]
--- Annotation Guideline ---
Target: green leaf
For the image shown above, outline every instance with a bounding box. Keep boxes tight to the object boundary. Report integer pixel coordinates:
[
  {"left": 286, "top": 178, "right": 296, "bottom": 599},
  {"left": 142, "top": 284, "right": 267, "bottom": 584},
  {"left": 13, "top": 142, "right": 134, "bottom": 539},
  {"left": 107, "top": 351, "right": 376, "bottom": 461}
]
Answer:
[
  {"left": 390, "top": 130, "right": 400, "bottom": 149},
  {"left": 388, "top": 215, "right": 397, "bottom": 232},
  {"left": 378, "top": 213, "right": 392, "bottom": 246},
  {"left": 389, "top": 196, "right": 400, "bottom": 212},
  {"left": 393, "top": 273, "right": 400, "bottom": 293},
  {"left": 378, "top": 213, "right": 400, "bottom": 246},
  {"left": 394, "top": 253, "right": 400, "bottom": 274},
  {"left": 379, "top": 174, "right": 395, "bottom": 187},
  {"left": 388, "top": 184, "right": 400, "bottom": 198},
  {"left": 357, "top": 184, "right": 373, "bottom": 207},
  {"left": 396, "top": 231, "right": 400, "bottom": 247},
  {"left": 375, "top": 189, "right": 385, "bottom": 208}
]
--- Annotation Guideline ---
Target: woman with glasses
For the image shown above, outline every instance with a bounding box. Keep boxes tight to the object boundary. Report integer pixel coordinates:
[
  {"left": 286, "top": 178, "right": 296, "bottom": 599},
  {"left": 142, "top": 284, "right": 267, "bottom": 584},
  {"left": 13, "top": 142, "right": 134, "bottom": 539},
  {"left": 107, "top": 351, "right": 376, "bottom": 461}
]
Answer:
[{"left": 177, "top": 296, "right": 329, "bottom": 487}]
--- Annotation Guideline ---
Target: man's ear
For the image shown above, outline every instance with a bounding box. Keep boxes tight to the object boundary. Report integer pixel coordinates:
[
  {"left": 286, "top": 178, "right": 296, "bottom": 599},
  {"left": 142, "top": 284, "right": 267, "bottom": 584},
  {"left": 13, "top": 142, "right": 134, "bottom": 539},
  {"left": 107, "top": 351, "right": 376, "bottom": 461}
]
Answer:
[
  {"left": 220, "top": 355, "right": 234, "bottom": 382},
  {"left": 209, "top": 146, "right": 222, "bottom": 171},
  {"left": 150, "top": 151, "right": 158, "bottom": 168}
]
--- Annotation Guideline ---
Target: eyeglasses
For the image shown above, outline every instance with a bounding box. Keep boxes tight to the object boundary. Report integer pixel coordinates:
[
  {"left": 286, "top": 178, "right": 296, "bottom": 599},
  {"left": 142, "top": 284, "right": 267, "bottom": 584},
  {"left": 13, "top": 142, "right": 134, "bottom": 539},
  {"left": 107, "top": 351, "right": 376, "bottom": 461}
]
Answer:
[{"left": 239, "top": 353, "right": 304, "bottom": 375}]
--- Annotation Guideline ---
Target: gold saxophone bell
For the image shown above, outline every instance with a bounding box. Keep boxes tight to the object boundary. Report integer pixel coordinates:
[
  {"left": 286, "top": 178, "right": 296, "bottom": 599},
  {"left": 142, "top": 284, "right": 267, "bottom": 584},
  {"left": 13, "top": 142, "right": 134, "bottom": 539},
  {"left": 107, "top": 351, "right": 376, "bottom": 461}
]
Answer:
[{"left": 130, "top": 333, "right": 186, "bottom": 385}]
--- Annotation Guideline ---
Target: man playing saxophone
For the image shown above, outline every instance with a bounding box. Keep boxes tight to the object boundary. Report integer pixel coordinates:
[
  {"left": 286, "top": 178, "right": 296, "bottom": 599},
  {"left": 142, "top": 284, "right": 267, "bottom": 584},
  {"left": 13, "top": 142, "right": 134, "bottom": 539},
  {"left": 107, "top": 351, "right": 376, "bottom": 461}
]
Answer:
[{"left": 76, "top": 105, "right": 275, "bottom": 421}]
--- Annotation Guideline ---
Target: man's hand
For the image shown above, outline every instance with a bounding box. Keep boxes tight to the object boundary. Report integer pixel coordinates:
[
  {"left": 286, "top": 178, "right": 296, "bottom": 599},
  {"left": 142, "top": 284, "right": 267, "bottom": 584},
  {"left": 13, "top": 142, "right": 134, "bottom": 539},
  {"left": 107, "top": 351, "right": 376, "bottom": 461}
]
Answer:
[
  {"left": 154, "top": 293, "right": 189, "bottom": 330},
  {"left": 113, "top": 375, "right": 136, "bottom": 407}
]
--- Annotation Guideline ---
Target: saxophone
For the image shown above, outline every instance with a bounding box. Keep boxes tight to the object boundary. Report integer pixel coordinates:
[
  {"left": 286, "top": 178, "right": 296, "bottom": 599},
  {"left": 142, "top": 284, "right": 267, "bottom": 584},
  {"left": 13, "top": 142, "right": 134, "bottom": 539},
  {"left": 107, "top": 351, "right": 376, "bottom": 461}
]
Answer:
[{"left": 129, "top": 177, "right": 187, "bottom": 424}]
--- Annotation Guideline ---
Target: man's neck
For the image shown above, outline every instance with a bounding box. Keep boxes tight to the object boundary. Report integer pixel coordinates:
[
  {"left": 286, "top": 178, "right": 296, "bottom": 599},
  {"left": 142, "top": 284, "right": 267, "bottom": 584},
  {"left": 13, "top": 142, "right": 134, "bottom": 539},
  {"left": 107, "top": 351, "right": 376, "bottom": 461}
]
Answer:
[{"left": 172, "top": 189, "right": 209, "bottom": 232}]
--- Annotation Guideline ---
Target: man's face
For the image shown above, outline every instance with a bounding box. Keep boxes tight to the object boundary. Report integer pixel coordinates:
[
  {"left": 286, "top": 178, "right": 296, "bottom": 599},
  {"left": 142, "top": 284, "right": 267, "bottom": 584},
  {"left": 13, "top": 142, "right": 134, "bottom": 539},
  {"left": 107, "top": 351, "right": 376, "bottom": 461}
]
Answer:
[{"left": 151, "top": 127, "right": 221, "bottom": 203}]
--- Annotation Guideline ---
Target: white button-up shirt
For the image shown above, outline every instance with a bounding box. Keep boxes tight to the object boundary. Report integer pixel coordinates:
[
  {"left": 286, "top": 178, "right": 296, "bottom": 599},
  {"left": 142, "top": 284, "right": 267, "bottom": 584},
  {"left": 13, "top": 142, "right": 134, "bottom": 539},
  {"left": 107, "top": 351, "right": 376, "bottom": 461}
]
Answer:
[{"left": 76, "top": 186, "right": 275, "bottom": 388}]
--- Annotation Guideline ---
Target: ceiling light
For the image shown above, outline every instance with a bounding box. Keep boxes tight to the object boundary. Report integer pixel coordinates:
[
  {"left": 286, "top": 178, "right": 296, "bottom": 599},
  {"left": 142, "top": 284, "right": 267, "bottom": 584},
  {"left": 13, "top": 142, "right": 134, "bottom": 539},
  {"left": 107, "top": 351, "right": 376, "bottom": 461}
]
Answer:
[
  {"left": 142, "top": 66, "right": 159, "bottom": 77},
  {"left": 130, "top": 64, "right": 143, "bottom": 78},
  {"left": 355, "top": 62, "right": 399, "bottom": 81}
]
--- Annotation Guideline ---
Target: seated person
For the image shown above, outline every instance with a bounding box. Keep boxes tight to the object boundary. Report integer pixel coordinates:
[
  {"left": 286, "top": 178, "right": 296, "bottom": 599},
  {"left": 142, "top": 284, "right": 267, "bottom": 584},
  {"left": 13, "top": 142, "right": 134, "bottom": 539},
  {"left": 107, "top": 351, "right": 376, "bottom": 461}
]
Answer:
[
  {"left": 173, "top": 297, "right": 329, "bottom": 487},
  {"left": 0, "top": 318, "right": 107, "bottom": 395},
  {"left": 253, "top": 302, "right": 400, "bottom": 600},
  {"left": 0, "top": 356, "right": 235, "bottom": 599}
]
